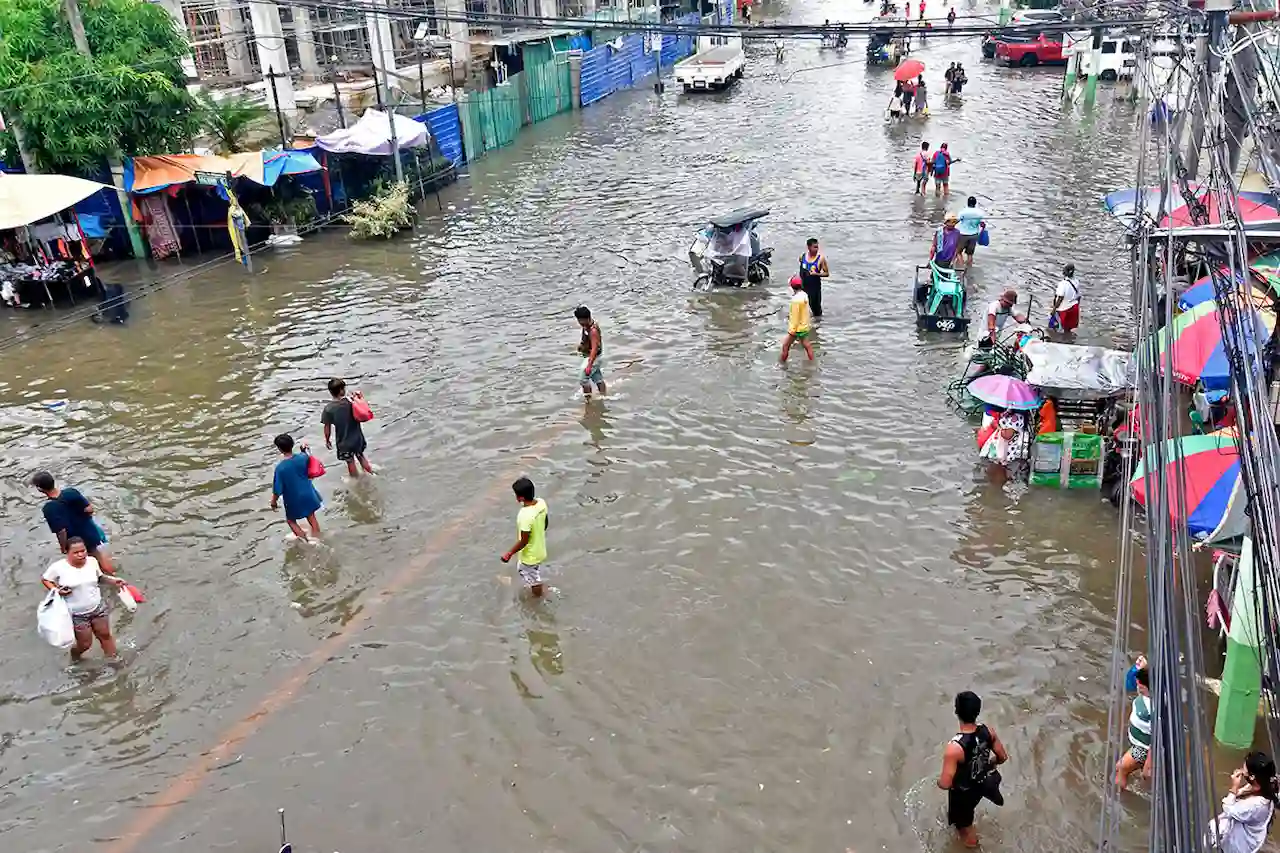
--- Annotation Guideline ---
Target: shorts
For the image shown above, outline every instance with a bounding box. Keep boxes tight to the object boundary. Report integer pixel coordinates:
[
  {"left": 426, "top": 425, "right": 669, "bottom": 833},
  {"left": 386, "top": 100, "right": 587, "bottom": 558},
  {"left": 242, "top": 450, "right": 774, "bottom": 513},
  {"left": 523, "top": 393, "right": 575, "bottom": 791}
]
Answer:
[
  {"left": 71, "top": 603, "right": 108, "bottom": 627},
  {"left": 336, "top": 436, "right": 367, "bottom": 462},
  {"left": 947, "top": 787, "right": 982, "bottom": 829},
  {"left": 935, "top": 174, "right": 950, "bottom": 186},
  {"left": 1129, "top": 744, "right": 1149, "bottom": 764},
  {"left": 957, "top": 234, "right": 979, "bottom": 256},
  {"left": 1058, "top": 303, "right": 1080, "bottom": 331},
  {"left": 517, "top": 561, "right": 543, "bottom": 586},
  {"left": 790, "top": 329, "right": 810, "bottom": 339},
  {"left": 579, "top": 358, "right": 604, "bottom": 388}
]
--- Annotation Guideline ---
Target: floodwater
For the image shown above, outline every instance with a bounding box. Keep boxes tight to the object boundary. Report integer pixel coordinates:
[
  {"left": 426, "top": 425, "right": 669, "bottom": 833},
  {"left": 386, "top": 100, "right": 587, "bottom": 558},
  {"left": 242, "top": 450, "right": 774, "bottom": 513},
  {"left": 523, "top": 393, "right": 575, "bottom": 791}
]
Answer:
[{"left": 0, "top": 6, "right": 1169, "bottom": 853}]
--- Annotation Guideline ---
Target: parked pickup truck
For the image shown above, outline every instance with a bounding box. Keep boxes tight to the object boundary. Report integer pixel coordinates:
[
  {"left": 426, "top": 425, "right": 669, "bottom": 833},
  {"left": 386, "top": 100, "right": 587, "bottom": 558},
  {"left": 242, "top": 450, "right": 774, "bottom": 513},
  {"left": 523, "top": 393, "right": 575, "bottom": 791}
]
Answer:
[
  {"left": 674, "top": 35, "right": 745, "bottom": 92},
  {"left": 995, "top": 33, "right": 1067, "bottom": 66},
  {"left": 982, "top": 8, "right": 1064, "bottom": 58}
]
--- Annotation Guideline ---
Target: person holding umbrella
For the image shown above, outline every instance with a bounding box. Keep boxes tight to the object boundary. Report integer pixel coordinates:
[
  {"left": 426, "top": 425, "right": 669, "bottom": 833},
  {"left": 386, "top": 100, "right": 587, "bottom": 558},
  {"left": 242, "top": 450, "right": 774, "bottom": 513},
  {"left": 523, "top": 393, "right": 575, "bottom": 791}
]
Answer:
[{"left": 892, "top": 59, "right": 924, "bottom": 115}]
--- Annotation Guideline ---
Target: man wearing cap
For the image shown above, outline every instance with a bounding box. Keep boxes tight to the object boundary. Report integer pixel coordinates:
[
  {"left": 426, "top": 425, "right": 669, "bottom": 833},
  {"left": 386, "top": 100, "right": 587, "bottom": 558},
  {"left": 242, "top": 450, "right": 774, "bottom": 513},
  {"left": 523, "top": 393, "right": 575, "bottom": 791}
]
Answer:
[
  {"left": 986, "top": 289, "right": 1027, "bottom": 344},
  {"left": 931, "top": 212, "right": 962, "bottom": 269}
]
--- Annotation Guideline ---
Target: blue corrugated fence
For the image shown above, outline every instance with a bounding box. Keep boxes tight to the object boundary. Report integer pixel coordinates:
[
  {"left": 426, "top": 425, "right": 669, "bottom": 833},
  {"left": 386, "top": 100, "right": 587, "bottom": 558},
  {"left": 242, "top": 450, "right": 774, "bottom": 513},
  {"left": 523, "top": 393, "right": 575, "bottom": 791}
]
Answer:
[
  {"left": 419, "top": 103, "right": 465, "bottom": 166},
  {"left": 581, "top": 14, "right": 700, "bottom": 107}
]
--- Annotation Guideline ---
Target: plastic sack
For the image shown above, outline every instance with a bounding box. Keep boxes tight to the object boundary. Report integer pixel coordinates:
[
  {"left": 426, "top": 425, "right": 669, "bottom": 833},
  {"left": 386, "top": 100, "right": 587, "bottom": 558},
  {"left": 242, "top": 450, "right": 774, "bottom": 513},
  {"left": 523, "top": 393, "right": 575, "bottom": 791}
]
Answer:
[
  {"left": 124, "top": 583, "right": 146, "bottom": 604},
  {"left": 306, "top": 453, "right": 326, "bottom": 479},
  {"left": 117, "top": 584, "right": 138, "bottom": 612},
  {"left": 37, "top": 589, "right": 75, "bottom": 649},
  {"left": 350, "top": 394, "right": 374, "bottom": 423},
  {"left": 978, "top": 228, "right": 990, "bottom": 247}
]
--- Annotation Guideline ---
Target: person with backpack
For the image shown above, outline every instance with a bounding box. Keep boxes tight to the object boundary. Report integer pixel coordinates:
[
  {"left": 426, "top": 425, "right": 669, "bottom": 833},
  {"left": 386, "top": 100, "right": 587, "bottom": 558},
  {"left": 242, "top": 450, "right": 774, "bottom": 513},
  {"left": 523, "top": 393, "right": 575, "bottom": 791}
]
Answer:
[
  {"left": 938, "top": 690, "right": 1008, "bottom": 847},
  {"left": 932, "top": 143, "right": 954, "bottom": 197}
]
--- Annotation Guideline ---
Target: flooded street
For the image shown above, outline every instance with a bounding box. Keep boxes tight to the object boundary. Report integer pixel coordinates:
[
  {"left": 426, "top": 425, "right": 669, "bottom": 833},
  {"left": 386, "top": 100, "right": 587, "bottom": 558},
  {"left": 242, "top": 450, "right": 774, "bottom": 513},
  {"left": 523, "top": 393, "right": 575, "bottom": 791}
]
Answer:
[{"left": 0, "top": 8, "right": 1156, "bottom": 852}]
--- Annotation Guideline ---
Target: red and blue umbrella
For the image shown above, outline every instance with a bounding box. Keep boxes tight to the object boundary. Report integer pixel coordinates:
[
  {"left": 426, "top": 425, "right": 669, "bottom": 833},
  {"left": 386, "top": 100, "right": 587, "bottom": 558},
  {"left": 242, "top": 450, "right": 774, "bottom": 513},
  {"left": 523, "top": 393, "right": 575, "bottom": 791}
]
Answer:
[
  {"left": 966, "top": 374, "right": 1041, "bottom": 411},
  {"left": 1130, "top": 432, "right": 1244, "bottom": 542},
  {"left": 1104, "top": 186, "right": 1280, "bottom": 229},
  {"left": 1177, "top": 252, "right": 1280, "bottom": 311},
  {"left": 1152, "top": 300, "right": 1273, "bottom": 391}
]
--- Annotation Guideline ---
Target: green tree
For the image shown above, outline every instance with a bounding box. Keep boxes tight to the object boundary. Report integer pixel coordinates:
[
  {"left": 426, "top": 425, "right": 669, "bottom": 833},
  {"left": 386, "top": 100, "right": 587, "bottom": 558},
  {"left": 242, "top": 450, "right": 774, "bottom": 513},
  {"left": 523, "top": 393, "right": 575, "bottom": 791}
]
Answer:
[
  {"left": 0, "top": 0, "right": 199, "bottom": 173},
  {"left": 196, "top": 91, "right": 263, "bottom": 154}
]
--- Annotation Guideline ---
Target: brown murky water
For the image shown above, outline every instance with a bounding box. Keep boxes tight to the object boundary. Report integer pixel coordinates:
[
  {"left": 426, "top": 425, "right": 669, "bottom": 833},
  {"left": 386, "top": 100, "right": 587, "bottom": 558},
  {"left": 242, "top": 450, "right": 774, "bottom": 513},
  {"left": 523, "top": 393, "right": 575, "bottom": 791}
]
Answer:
[{"left": 0, "top": 8, "right": 1166, "bottom": 852}]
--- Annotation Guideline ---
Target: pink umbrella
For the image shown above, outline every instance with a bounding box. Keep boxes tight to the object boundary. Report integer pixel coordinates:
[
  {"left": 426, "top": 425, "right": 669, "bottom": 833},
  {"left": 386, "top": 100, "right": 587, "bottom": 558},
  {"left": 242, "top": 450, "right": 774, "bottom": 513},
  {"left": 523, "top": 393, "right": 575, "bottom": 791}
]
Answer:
[{"left": 967, "top": 374, "right": 1041, "bottom": 411}]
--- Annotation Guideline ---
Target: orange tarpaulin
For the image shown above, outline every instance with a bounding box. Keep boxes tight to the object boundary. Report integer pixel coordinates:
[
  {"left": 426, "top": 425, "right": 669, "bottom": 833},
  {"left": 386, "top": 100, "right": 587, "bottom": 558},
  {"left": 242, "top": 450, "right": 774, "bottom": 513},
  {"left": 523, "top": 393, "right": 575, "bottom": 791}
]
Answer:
[{"left": 128, "top": 153, "right": 266, "bottom": 194}]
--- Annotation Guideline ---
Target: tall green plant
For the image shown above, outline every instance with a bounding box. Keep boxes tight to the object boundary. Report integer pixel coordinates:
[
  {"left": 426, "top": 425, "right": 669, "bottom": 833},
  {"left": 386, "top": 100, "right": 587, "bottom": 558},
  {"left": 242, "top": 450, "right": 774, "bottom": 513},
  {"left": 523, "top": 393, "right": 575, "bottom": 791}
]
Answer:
[
  {"left": 0, "top": 0, "right": 199, "bottom": 172},
  {"left": 196, "top": 92, "right": 262, "bottom": 154}
]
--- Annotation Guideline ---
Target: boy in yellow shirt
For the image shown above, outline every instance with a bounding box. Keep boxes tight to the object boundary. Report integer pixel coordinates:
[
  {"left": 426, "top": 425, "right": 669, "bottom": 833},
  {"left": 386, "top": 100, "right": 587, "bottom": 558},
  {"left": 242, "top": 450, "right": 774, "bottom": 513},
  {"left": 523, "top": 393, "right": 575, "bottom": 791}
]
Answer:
[
  {"left": 780, "top": 275, "right": 815, "bottom": 363},
  {"left": 500, "top": 476, "right": 549, "bottom": 597}
]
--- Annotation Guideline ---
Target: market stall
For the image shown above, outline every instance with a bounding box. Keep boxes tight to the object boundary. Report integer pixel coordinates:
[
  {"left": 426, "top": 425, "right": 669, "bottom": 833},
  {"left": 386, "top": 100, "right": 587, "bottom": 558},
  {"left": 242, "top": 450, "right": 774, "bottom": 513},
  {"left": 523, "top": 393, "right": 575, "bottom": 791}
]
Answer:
[
  {"left": 125, "top": 151, "right": 324, "bottom": 258},
  {"left": 0, "top": 174, "right": 108, "bottom": 308}
]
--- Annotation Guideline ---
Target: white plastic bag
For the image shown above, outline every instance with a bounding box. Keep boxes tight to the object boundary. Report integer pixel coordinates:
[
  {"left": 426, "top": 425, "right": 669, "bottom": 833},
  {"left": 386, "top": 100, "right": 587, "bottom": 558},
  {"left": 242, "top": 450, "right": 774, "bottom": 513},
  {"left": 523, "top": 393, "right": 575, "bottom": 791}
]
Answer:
[
  {"left": 116, "top": 583, "right": 138, "bottom": 612},
  {"left": 37, "top": 589, "right": 75, "bottom": 649}
]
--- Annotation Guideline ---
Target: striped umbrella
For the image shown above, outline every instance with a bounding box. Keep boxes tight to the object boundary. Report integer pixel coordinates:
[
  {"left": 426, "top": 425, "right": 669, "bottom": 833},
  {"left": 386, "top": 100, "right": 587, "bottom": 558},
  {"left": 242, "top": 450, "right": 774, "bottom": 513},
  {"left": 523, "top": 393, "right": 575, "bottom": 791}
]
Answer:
[
  {"left": 1176, "top": 270, "right": 1274, "bottom": 312},
  {"left": 1152, "top": 301, "right": 1273, "bottom": 391},
  {"left": 1130, "top": 432, "right": 1245, "bottom": 543}
]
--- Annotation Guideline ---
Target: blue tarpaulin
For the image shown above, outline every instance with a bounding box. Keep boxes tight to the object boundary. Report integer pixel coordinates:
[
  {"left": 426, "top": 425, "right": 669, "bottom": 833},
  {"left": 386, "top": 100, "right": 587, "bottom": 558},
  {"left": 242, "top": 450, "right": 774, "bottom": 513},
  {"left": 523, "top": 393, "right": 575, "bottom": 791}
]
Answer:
[{"left": 262, "top": 150, "right": 324, "bottom": 186}]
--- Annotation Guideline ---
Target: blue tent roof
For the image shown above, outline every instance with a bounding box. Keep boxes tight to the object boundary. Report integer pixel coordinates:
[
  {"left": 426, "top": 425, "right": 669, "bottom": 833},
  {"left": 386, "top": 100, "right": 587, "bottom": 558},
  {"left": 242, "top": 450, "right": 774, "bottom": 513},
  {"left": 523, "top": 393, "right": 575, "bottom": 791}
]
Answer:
[{"left": 262, "top": 150, "right": 323, "bottom": 186}]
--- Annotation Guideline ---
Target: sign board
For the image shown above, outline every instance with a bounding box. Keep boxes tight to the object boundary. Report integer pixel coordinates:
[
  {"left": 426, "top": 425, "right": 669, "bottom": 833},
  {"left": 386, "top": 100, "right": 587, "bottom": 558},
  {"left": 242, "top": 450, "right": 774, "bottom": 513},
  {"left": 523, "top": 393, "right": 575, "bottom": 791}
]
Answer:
[
  {"left": 649, "top": 33, "right": 663, "bottom": 53},
  {"left": 194, "top": 170, "right": 226, "bottom": 186}
]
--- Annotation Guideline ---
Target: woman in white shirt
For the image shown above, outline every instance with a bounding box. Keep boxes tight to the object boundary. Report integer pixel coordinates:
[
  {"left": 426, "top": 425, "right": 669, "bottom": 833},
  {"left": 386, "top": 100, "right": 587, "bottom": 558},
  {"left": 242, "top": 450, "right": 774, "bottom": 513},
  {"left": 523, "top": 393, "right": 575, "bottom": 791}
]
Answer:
[
  {"left": 41, "top": 536, "right": 126, "bottom": 660},
  {"left": 1216, "top": 752, "right": 1278, "bottom": 853}
]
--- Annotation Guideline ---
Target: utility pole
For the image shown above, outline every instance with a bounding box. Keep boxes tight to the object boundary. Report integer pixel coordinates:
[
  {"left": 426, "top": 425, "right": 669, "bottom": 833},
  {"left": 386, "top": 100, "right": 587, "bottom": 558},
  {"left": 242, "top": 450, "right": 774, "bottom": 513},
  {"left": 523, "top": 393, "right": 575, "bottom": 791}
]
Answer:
[
  {"left": 652, "top": 30, "right": 664, "bottom": 94},
  {"left": 371, "top": 60, "right": 405, "bottom": 184},
  {"left": 417, "top": 47, "right": 428, "bottom": 114},
  {"left": 61, "top": 0, "right": 146, "bottom": 259},
  {"left": 266, "top": 66, "right": 288, "bottom": 147},
  {"left": 327, "top": 53, "right": 347, "bottom": 129},
  {"left": 1083, "top": 26, "right": 1102, "bottom": 107}
]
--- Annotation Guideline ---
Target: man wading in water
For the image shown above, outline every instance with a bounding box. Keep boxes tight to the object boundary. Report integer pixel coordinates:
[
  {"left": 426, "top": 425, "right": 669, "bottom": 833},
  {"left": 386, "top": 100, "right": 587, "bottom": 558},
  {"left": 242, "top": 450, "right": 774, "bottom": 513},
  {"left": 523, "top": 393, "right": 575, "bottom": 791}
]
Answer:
[
  {"left": 798, "top": 238, "right": 830, "bottom": 318},
  {"left": 938, "top": 690, "right": 1008, "bottom": 847},
  {"left": 574, "top": 306, "right": 606, "bottom": 401}
]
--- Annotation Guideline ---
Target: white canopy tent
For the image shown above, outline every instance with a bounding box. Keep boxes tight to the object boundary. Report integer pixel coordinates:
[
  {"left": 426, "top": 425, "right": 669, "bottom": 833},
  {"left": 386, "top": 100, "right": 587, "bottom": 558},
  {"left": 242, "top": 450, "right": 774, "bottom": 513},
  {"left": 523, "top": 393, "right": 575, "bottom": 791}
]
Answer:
[
  {"left": 314, "top": 110, "right": 430, "bottom": 156},
  {"left": 0, "top": 173, "right": 113, "bottom": 230}
]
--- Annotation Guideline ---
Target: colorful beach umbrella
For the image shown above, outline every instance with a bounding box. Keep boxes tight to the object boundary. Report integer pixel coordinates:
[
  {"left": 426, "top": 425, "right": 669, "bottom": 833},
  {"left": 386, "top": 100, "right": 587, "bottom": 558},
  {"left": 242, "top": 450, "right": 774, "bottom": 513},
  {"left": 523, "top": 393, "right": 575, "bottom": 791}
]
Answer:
[
  {"left": 1104, "top": 186, "right": 1280, "bottom": 229},
  {"left": 966, "top": 374, "right": 1041, "bottom": 411},
  {"left": 1176, "top": 270, "right": 1264, "bottom": 312},
  {"left": 1130, "top": 432, "right": 1244, "bottom": 542},
  {"left": 1153, "top": 300, "right": 1272, "bottom": 391}
]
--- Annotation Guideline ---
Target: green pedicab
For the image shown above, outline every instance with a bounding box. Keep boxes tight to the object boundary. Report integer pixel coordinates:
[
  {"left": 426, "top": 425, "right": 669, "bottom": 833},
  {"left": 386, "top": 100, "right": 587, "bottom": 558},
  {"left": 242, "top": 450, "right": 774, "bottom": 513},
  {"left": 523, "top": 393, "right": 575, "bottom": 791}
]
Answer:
[{"left": 913, "top": 262, "right": 971, "bottom": 334}]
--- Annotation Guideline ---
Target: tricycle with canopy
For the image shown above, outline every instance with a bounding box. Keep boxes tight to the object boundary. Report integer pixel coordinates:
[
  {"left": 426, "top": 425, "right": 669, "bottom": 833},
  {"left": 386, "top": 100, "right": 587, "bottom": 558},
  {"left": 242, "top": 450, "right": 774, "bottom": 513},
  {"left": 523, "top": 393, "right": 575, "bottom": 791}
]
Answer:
[{"left": 689, "top": 208, "right": 774, "bottom": 290}]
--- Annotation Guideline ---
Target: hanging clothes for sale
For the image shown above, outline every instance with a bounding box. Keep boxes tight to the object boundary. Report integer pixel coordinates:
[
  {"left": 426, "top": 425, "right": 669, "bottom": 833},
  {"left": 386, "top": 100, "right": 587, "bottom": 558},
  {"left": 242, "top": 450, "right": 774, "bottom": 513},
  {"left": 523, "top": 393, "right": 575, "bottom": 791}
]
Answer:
[{"left": 139, "top": 194, "right": 180, "bottom": 259}]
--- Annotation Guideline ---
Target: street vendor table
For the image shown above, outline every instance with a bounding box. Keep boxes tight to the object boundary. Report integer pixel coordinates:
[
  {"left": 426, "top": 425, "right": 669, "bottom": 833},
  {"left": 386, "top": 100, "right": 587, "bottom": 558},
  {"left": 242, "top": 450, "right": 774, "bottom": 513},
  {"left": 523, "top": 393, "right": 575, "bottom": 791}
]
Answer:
[{"left": 0, "top": 261, "right": 96, "bottom": 308}]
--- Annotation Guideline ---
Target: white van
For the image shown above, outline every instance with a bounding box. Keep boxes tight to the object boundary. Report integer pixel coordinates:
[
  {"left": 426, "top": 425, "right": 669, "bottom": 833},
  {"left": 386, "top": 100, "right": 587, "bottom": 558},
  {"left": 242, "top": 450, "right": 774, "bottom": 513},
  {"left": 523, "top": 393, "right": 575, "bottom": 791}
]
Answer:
[{"left": 1073, "top": 31, "right": 1137, "bottom": 81}]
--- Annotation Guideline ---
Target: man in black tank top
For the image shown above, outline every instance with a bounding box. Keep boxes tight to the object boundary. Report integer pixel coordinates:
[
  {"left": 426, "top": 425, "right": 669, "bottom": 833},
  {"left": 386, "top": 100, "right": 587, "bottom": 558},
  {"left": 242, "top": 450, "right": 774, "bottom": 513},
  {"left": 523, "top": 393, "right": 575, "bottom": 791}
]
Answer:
[
  {"left": 574, "top": 305, "right": 607, "bottom": 401},
  {"left": 938, "top": 690, "right": 1008, "bottom": 847}
]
